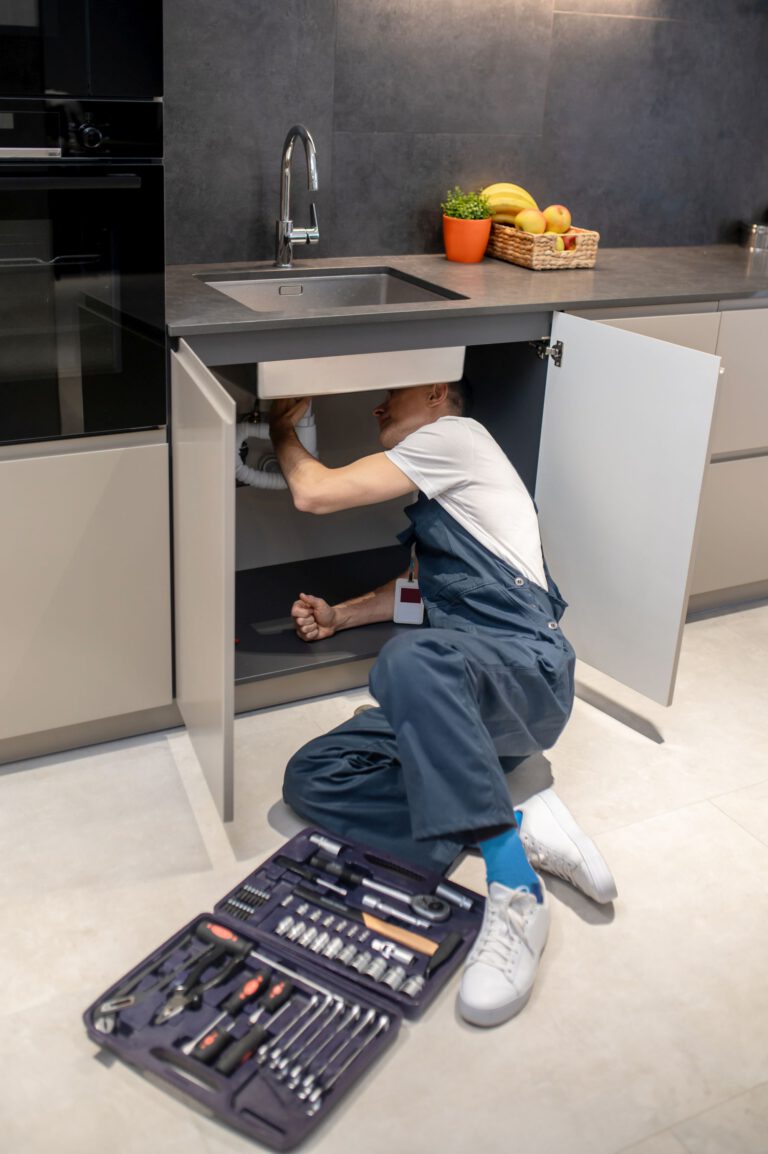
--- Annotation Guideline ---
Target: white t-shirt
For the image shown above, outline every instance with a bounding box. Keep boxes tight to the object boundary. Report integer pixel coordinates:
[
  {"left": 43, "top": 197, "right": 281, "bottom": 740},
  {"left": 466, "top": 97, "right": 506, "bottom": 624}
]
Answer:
[{"left": 385, "top": 416, "right": 547, "bottom": 589}]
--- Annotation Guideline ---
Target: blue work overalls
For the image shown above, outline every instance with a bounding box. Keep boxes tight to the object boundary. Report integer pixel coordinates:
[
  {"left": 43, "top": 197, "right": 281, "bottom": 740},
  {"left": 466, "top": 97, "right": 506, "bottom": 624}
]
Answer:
[{"left": 283, "top": 493, "right": 576, "bottom": 874}]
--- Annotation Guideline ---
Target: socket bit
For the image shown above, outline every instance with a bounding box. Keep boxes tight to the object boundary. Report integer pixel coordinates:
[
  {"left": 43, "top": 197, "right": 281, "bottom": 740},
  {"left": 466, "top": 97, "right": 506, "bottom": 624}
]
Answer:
[
  {"left": 323, "top": 936, "right": 344, "bottom": 960},
  {"left": 299, "top": 926, "right": 318, "bottom": 948},
  {"left": 382, "top": 965, "right": 407, "bottom": 992},
  {"left": 401, "top": 974, "right": 426, "bottom": 999},
  {"left": 309, "top": 908, "right": 322, "bottom": 923},
  {"left": 351, "top": 950, "right": 372, "bottom": 974},
  {"left": 364, "top": 956, "right": 387, "bottom": 981},
  {"left": 287, "top": 920, "right": 307, "bottom": 942},
  {"left": 338, "top": 943, "right": 357, "bottom": 966},
  {"left": 275, "top": 915, "right": 294, "bottom": 937},
  {"left": 309, "top": 931, "right": 330, "bottom": 954}
]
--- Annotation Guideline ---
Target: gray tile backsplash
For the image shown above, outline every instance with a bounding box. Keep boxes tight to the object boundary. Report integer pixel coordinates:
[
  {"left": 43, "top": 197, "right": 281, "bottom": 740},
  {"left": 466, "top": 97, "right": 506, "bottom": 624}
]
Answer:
[{"left": 164, "top": 0, "right": 768, "bottom": 263}]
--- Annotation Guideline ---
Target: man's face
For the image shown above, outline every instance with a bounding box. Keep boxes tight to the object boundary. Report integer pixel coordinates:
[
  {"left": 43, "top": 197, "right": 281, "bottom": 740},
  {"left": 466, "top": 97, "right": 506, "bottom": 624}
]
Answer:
[{"left": 373, "top": 385, "right": 438, "bottom": 449}]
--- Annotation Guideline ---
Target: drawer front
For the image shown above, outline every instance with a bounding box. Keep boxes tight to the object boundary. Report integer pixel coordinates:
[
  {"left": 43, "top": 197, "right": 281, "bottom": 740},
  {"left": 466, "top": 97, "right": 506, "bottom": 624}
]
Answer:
[
  {"left": 594, "top": 311, "right": 721, "bottom": 356},
  {"left": 711, "top": 308, "right": 768, "bottom": 454},
  {"left": 690, "top": 456, "right": 768, "bottom": 595}
]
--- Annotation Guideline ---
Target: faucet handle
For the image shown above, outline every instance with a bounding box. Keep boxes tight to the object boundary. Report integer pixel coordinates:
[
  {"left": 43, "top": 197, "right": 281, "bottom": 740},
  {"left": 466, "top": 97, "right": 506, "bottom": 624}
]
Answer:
[{"left": 306, "top": 201, "right": 320, "bottom": 244}]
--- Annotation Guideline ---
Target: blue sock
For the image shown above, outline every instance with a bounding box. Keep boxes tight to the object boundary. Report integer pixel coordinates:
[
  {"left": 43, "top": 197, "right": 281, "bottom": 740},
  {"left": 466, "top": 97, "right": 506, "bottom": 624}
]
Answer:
[{"left": 479, "top": 821, "right": 542, "bottom": 902}]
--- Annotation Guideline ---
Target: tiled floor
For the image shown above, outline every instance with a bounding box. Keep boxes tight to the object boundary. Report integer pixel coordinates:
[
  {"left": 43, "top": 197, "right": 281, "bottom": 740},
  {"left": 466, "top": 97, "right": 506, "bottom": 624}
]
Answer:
[{"left": 1, "top": 602, "right": 767, "bottom": 1154}]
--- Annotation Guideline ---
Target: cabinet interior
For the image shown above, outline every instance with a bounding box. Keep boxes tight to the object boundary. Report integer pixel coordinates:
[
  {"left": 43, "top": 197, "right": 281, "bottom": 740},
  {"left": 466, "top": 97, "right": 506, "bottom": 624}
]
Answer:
[{"left": 211, "top": 343, "right": 548, "bottom": 710}]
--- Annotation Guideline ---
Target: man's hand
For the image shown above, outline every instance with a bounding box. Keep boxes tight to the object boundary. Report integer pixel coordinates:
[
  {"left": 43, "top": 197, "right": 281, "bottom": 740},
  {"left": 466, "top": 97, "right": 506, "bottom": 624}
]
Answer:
[
  {"left": 269, "top": 397, "right": 310, "bottom": 438},
  {"left": 291, "top": 592, "right": 338, "bottom": 642}
]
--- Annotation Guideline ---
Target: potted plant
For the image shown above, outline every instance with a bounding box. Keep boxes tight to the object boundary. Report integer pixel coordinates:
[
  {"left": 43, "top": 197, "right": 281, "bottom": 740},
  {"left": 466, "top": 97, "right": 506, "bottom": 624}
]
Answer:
[{"left": 441, "top": 186, "right": 493, "bottom": 263}]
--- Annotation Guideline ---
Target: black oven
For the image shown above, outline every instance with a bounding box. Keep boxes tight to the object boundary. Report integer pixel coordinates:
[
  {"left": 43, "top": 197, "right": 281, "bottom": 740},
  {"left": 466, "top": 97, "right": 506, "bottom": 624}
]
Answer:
[
  {"left": 0, "top": 0, "right": 162, "bottom": 99},
  {"left": 0, "top": 97, "right": 165, "bottom": 445}
]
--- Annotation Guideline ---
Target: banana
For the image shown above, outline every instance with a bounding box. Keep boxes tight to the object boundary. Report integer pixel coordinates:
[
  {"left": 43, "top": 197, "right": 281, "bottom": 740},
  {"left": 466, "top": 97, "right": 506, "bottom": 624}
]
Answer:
[
  {"left": 490, "top": 211, "right": 520, "bottom": 225},
  {"left": 481, "top": 182, "right": 539, "bottom": 215}
]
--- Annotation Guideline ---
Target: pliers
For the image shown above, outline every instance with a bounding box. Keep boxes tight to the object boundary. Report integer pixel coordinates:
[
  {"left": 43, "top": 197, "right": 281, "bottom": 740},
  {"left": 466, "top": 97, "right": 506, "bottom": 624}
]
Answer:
[{"left": 153, "top": 923, "right": 252, "bottom": 1025}]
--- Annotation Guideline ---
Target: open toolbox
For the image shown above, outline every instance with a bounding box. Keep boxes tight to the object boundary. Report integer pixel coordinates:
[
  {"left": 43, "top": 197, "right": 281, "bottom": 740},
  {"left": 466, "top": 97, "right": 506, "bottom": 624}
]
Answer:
[{"left": 84, "top": 827, "right": 484, "bottom": 1150}]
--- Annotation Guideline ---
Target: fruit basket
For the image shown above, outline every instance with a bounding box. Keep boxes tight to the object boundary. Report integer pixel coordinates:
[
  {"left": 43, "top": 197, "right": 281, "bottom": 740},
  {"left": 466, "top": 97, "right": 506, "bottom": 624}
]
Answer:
[{"left": 487, "top": 223, "right": 599, "bottom": 270}]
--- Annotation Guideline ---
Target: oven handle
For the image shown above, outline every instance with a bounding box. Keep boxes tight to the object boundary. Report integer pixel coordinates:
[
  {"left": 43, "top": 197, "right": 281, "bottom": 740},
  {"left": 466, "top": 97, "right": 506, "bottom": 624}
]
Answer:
[
  {"left": 0, "top": 255, "right": 101, "bottom": 269},
  {"left": 0, "top": 174, "right": 142, "bottom": 191}
]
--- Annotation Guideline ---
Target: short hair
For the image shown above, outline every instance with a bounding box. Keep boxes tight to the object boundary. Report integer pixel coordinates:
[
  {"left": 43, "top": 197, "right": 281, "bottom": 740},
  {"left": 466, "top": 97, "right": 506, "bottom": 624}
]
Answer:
[{"left": 445, "top": 375, "right": 473, "bottom": 417}]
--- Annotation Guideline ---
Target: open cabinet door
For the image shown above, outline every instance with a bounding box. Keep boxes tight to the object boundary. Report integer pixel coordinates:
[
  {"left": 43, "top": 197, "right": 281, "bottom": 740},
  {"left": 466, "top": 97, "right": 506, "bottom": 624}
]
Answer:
[
  {"left": 535, "top": 311, "right": 720, "bottom": 705},
  {"left": 171, "top": 340, "right": 236, "bottom": 819}
]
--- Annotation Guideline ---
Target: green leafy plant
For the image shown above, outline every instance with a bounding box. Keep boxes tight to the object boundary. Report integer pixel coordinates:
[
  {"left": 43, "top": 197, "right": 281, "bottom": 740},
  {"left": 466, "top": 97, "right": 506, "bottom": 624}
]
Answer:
[{"left": 441, "top": 186, "right": 492, "bottom": 220}]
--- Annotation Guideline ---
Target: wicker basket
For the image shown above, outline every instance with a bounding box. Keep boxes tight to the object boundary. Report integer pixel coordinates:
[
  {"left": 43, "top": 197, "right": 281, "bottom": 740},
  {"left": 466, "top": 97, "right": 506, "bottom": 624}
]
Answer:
[{"left": 487, "top": 223, "right": 599, "bottom": 270}]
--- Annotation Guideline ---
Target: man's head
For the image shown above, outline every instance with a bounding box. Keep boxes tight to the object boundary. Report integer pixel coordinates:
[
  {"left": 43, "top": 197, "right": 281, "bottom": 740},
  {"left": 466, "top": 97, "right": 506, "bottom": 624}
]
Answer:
[{"left": 373, "top": 376, "right": 472, "bottom": 449}]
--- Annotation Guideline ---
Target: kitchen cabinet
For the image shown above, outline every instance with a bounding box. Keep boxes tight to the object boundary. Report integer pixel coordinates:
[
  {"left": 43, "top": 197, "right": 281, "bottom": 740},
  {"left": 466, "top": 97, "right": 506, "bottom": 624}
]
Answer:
[
  {"left": 172, "top": 312, "right": 720, "bottom": 820},
  {"left": 0, "top": 437, "right": 173, "bottom": 743}
]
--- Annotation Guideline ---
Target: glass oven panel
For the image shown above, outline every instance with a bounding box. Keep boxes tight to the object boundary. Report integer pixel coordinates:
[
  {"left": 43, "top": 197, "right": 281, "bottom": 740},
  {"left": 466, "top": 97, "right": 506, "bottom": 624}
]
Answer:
[
  {"left": 0, "top": 163, "right": 165, "bottom": 444},
  {"left": 0, "top": 1, "right": 161, "bottom": 98}
]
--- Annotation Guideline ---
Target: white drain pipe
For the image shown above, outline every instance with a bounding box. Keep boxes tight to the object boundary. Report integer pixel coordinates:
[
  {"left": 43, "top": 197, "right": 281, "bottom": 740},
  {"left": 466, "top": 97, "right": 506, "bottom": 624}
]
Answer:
[{"left": 235, "top": 402, "right": 317, "bottom": 489}]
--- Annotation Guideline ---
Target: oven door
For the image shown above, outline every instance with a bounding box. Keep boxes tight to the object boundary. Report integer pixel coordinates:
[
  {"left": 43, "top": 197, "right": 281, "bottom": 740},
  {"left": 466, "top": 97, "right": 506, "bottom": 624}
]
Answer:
[
  {"left": 0, "top": 163, "right": 165, "bottom": 444},
  {"left": 0, "top": 1, "right": 161, "bottom": 98}
]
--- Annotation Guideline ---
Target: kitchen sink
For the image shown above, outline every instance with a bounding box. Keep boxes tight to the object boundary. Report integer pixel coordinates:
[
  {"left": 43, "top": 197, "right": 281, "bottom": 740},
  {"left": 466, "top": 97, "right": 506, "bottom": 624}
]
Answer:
[{"left": 199, "top": 266, "right": 466, "bottom": 312}]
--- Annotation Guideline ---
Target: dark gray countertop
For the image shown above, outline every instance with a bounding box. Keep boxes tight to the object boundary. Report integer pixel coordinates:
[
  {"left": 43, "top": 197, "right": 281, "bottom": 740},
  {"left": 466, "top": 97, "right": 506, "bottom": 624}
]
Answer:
[{"left": 166, "top": 246, "right": 768, "bottom": 339}]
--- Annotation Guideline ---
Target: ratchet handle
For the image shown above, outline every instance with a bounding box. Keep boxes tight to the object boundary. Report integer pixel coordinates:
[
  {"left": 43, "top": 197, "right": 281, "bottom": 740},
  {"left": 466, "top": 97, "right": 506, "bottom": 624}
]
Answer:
[{"left": 309, "top": 853, "right": 365, "bottom": 885}]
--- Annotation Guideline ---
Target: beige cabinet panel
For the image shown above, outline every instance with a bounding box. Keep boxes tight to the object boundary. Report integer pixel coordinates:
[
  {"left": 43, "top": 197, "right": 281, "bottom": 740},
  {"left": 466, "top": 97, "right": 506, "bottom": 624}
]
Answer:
[
  {"left": 574, "top": 308, "right": 721, "bottom": 355},
  {"left": 0, "top": 443, "right": 172, "bottom": 740},
  {"left": 710, "top": 308, "right": 768, "bottom": 454},
  {"left": 689, "top": 457, "right": 768, "bottom": 594}
]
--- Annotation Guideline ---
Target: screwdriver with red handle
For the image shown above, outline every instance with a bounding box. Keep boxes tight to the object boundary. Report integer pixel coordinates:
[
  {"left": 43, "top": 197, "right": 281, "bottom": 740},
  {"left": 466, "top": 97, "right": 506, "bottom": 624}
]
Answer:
[
  {"left": 183, "top": 967, "right": 271, "bottom": 1060},
  {"left": 185, "top": 972, "right": 293, "bottom": 1065},
  {"left": 213, "top": 977, "right": 296, "bottom": 1075}
]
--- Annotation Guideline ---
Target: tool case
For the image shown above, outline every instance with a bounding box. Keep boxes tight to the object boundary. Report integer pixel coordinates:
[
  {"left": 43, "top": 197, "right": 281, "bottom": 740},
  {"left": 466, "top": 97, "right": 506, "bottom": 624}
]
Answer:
[{"left": 83, "top": 827, "right": 483, "bottom": 1150}]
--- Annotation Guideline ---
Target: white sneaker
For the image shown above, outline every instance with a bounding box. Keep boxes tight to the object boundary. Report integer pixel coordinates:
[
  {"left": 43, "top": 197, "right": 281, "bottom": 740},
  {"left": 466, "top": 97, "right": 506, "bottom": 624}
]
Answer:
[
  {"left": 458, "top": 881, "right": 550, "bottom": 1028},
  {"left": 517, "top": 788, "right": 617, "bottom": 904}
]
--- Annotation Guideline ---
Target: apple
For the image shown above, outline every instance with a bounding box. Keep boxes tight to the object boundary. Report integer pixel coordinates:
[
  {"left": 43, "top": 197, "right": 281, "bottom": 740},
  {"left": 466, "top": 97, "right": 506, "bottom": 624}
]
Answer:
[
  {"left": 542, "top": 204, "right": 572, "bottom": 234},
  {"left": 515, "top": 208, "right": 547, "bottom": 234}
]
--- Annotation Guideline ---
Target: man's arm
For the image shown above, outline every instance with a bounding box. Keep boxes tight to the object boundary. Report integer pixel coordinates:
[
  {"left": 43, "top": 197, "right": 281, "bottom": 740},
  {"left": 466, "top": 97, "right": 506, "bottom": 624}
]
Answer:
[
  {"left": 293, "top": 558, "right": 417, "bottom": 642},
  {"left": 269, "top": 399, "right": 414, "bottom": 514}
]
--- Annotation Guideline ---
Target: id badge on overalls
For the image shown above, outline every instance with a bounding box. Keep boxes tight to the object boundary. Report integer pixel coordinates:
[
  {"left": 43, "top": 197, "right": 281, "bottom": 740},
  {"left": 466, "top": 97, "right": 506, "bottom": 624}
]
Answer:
[{"left": 393, "top": 544, "right": 424, "bottom": 625}]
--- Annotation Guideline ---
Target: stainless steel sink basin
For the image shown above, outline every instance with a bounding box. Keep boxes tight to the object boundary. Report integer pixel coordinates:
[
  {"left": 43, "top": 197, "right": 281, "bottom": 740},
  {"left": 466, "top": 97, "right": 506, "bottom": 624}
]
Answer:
[{"left": 199, "top": 266, "right": 466, "bottom": 313}]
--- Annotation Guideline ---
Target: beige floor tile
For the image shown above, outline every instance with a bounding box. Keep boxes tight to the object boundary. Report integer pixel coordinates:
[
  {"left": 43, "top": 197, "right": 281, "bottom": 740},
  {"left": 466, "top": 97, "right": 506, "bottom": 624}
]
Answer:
[
  {"left": 672, "top": 1082, "right": 768, "bottom": 1154},
  {"left": 0, "top": 735, "right": 210, "bottom": 900},
  {"left": 709, "top": 778, "right": 768, "bottom": 848},
  {"left": 620, "top": 1133, "right": 690, "bottom": 1154}
]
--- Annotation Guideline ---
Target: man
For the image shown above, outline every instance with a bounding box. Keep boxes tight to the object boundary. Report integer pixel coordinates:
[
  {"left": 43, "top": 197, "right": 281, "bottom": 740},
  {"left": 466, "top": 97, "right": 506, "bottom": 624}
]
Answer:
[{"left": 269, "top": 378, "right": 616, "bottom": 1028}]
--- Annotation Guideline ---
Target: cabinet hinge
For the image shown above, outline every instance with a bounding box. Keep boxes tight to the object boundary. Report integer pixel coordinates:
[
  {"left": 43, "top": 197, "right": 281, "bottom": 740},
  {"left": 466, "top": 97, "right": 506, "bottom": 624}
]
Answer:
[{"left": 529, "top": 338, "right": 564, "bottom": 368}]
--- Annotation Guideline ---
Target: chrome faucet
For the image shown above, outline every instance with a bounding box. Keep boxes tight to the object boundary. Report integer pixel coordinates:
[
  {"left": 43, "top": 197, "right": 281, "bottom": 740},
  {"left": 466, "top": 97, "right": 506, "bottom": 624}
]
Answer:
[{"left": 275, "top": 124, "right": 319, "bottom": 268}]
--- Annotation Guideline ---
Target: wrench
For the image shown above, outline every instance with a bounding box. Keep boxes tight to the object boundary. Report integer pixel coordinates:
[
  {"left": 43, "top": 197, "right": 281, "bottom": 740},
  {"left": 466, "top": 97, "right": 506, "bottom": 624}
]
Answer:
[
  {"left": 275, "top": 997, "right": 345, "bottom": 1079},
  {"left": 287, "top": 1003, "right": 360, "bottom": 1089},
  {"left": 297, "top": 1006, "right": 373, "bottom": 1099},
  {"left": 305, "top": 1012, "right": 390, "bottom": 1115}
]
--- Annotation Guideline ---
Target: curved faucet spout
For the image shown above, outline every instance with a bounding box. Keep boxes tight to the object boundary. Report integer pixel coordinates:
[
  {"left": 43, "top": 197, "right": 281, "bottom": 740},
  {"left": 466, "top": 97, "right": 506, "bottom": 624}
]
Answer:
[{"left": 276, "top": 124, "right": 320, "bottom": 268}]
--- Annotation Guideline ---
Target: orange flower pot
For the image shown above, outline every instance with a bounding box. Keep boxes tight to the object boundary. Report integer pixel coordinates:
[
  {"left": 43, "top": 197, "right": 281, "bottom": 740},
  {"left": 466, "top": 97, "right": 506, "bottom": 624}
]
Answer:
[{"left": 442, "top": 214, "right": 492, "bottom": 263}]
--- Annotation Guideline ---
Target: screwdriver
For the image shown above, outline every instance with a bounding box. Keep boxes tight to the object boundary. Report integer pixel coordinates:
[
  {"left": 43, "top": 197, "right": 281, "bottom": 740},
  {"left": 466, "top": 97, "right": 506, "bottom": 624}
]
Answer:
[
  {"left": 214, "top": 977, "right": 296, "bottom": 1075},
  {"left": 184, "top": 967, "right": 272, "bottom": 1061}
]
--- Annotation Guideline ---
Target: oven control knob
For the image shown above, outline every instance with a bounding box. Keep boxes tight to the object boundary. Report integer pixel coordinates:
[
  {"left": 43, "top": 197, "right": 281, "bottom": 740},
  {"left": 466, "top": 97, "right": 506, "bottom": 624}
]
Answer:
[{"left": 78, "top": 124, "right": 104, "bottom": 149}]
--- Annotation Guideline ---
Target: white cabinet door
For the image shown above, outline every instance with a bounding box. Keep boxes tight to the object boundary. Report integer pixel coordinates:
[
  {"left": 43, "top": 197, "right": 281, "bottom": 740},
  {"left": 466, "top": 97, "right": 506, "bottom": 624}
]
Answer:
[
  {"left": 536, "top": 312, "right": 720, "bottom": 705},
  {"left": 0, "top": 442, "right": 172, "bottom": 739},
  {"left": 171, "top": 340, "right": 236, "bottom": 820}
]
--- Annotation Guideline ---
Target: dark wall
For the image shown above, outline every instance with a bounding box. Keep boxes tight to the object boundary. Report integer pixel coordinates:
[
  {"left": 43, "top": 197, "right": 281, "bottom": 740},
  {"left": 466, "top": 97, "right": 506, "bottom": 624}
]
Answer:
[{"left": 164, "top": 0, "right": 768, "bottom": 265}]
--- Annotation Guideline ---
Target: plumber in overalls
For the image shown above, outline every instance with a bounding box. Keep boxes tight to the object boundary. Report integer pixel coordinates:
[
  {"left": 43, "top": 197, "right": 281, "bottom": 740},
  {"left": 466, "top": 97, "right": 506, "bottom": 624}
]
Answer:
[{"left": 269, "top": 376, "right": 617, "bottom": 1027}]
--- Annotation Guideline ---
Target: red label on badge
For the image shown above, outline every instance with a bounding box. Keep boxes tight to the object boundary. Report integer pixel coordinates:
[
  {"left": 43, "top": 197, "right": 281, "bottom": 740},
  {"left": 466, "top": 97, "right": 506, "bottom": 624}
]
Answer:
[{"left": 399, "top": 587, "right": 422, "bottom": 604}]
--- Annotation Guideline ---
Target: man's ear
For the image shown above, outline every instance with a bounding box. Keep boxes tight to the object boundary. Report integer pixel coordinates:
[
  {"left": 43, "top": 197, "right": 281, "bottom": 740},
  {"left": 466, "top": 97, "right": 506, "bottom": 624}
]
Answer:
[{"left": 426, "top": 381, "right": 449, "bottom": 408}]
